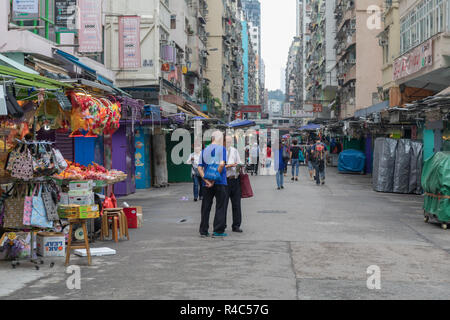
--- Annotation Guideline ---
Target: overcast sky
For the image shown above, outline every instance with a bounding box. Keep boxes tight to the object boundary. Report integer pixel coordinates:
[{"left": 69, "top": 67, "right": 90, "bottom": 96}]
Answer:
[{"left": 261, "top": 0, "right": 296, "bottom": 92}]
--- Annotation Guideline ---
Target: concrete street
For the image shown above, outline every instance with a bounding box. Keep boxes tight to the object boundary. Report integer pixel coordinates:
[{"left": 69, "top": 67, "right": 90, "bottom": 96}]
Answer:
[{"left": 1, "top": 166, "right": 449, "bottom": 300}]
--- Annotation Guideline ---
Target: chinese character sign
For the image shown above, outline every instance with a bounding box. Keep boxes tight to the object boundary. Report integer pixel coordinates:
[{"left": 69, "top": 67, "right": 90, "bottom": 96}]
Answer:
[
  {"left": 12, "top": 0, "right": 40, "bottom": 21},
  {"left": 78, "top": 0, "right": 102, "bottom": 53},
  {"left": 119, "top": 16, "right": 141, "bottom": 69},
  {"left": 55, "top": 0, "right": 77, "bottom": 33},
  {"left": 393, "top": 39, "right": 432, "bottom": 81}
]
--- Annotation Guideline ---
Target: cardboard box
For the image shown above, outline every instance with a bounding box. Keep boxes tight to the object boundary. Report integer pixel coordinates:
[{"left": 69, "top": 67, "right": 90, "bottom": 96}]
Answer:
[
  {"left": 69, "top": 193, "right": 95, "bottom": 205},
  {"left": 68, "top": 189, "right": 93, "bottom": 197},
  {"left": 69, "top": 180, "right": 93, "bottom": 191},
  {"left": 36, "top": 232, "right": 65, "bottom": 257},
  {"left": 137, "top": 213, "right": 143, "bottom": 228},
  {"left": 59, "top": 193, "right": 69, "bottom": 205},
  {"left": 58, "top": 204, "right": 99, "bottom": 219}
]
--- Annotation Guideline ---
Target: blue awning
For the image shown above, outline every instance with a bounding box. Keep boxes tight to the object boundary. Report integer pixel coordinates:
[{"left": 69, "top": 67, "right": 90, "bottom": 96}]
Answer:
[
  {"left": 55, "top": 49, "right": 114, "bottom": 88},
  {"left": 227, "top": 119, "right": 256, "bottom": 128},
  {"left": 299, "top": 124, "right": 321, "bottom": 131},
  {"left": 354, "top": 100, "right": 389, "bottom": 118}
]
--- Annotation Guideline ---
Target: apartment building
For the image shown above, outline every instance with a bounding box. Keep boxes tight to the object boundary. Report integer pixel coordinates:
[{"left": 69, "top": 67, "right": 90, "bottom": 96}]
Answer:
[
  {"left": 334, "top": 0, "right": 383, "bottom": 119},
  {"left": 168, "top": 0, "right": 209, "bottom": 105},
  {"left": 205, "top": 0, "right": 244, "bottom": 119},
  {"left": 304, "top": 0, "right": 337, "bottom": 119},
  {"left": 104, "top": 0, "right": 172, "bottom": 104},
  {"left": 285, "top": 37, "right": 303, "bottom": 111},
  {"left": 242, "top": 20, "right": 258, "bottom": 106},
  {"left": 392, "top": 0, "right": 450, "bottom": 105},
  {"left": 242, "top": 0, "right": 262, "bottom": 105},
  {"left": 300, "top": 0, "right": 312, "bottom": 107},
  {"left": 378, "top": 0, "right": 401, "bottom": 105}
]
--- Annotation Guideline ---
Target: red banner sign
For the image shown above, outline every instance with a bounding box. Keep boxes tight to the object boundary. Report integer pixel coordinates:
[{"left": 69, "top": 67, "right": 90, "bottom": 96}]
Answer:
[
  {"left": 313, "top": 104, "right": 323, "bottom": 113},
  {"left": 239, "top": 105, "right": 261, "bottom": 113},
  {"left": 393, "top": 39, "right": 432, "bottom": 81},
  {"left": 78, "top": 0, "right": 102, "bottom": 53},
  {"left": 119, "top": 16, "right": 141, "bottom": 69}
]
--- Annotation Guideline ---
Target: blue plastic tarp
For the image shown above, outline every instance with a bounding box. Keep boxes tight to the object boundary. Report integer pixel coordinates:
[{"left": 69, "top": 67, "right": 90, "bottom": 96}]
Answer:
[
  {"left": 299, "top": 124, "right": 321, "bottom": 131},
  {"left": 227, "top": 119, "right": 255, "bottom": 128},
  {"left": 338, "top": 149, "right": 366, "bottom": 173}
]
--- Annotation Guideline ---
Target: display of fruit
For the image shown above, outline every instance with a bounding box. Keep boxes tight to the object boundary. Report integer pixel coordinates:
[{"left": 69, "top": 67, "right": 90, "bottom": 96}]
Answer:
[{"left": 54, "top": 160, "right": 127, "bottom": 182}]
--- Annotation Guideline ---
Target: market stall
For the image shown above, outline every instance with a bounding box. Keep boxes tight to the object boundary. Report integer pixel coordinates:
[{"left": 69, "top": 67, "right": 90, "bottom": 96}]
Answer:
[{"left": 0, "top": 67, "right": 132, "bottom": 268}]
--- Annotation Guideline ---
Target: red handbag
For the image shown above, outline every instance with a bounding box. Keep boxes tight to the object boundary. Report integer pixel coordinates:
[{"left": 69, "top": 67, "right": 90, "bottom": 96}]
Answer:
[
  {"left": 240, "top": 173, "right": 254, "bottom": 199},
  {"left": 110, "top": 192, "right": 117, "bottom": 208}
]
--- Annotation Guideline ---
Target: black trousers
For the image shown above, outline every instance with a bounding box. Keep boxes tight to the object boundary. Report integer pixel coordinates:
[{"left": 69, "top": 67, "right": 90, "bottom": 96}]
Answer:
[
  {"left": 225, "top": 177, "right": 242, "bottom": 229},
  {"left": 199, "top": 184, "right": 228, "bottom": 235}
]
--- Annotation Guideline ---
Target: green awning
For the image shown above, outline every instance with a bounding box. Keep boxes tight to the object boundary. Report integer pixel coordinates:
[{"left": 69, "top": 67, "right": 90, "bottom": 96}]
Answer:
[{"left": 0, "top": 65, "right": 72, "bottom": 90}]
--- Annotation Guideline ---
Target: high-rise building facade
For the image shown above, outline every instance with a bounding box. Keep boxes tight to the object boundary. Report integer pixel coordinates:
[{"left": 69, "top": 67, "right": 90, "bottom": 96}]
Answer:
[
  {"left": 304, "top": 0, "right": 337, "bottom": 119},
  {"left": 205, "top": 0, "right": 244, "bottom": 119},
  {"left": 242, "top": 0, "right": 263, "bottom": 104},
  {"left": 334, "top": 0, "right": 383, "bottom": 119}
]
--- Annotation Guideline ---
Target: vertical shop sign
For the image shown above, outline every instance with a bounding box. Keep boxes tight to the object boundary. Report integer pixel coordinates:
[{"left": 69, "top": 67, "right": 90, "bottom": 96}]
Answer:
[
  {"left": 78, "top": 0, "right": 102, "bottom": 53},
  {"left": 12, "top": 0, "right": 40, "bottom": 21},
  {"left": 55, "top": 0, "right": 77, "bottom": 33},
  {"left": 119, "top": 16, "right": 141, "bottom": 69}
]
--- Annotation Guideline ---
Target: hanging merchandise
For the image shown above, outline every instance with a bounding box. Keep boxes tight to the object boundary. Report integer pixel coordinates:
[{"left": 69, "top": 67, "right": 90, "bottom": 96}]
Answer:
[
  {"left": 35, "top": 99, "right": 65, "bottom": 130},
  {"left": 7, "top": 143, "right": 34, "bottom": 181},
  {"left": 5, "top": 141, "right": 67, "bottom": 179},
  {"left": 23, "top": 185, "right": 34, "bottom": 226},
  {"left": 68, "top": 92, "right": 121, "bottom": 136},
  {"left": 3, "top": 184, "right": 27, "bottom": 229},
  {"left": 4, "top": 85, "right": 24, "bottom": 119},
  {"left": 41, "top": 183, "right": 59, "bottom": 221},
  {"left": 30, "top": 184, "right": 53, "bottom": 229}
]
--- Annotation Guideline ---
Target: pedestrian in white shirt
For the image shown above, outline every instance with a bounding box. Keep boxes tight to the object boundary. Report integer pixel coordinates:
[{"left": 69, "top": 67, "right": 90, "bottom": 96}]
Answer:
[
  {"left": 225, "top": 135, "right": 243, "bottom": 232},
  {"left": 187, "top": 145, "right": 203, "bottom": 201},
  {"left": 250, "top": 142, "right": 259, "bottom": 175}
]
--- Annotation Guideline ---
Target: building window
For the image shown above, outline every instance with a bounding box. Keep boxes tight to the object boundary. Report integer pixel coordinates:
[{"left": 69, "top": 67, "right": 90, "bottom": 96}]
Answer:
[
  {"left": 171, "top": 15, "right": 176, "bottom": 29},
  {"left": 400, "top": 0, "right": 448, "bottom": 54}
]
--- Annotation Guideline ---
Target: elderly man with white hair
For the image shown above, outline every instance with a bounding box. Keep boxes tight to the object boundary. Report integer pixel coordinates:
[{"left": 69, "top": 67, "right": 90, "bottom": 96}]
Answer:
[{"left": 197, "top": 130, "right": 228, "bottom": 237}]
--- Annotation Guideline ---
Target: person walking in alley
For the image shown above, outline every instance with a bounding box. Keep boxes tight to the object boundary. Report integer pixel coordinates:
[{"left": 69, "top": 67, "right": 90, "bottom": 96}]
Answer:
[
  {"left": 312, "top": 138, "right": 327, "bottom": 185},
  {"left": 225, "top": 135, "right": 243, "bottom": 233},
  {"left": 187, "top": 145, "right": 203, "bottom": 202},
  {"left": 290, "top": 140, "right": 301, "bottom": 181},
  {"left": 250, "top": 142, "right": 259, "bottom": 175},
  {"left": 197, "top": 131, "right": 228, "bottom": 237},
  {"left": 275, "top": 141, "right": 286, "bottom": 190},
  {"left": 305, "top": 142, "right": 314, "bottom": 181}
]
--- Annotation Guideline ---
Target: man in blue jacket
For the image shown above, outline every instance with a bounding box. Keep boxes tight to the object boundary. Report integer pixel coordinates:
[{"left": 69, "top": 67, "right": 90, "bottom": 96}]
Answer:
[{"left": 197, "top": 131, "right": 228, "bottom": 237}]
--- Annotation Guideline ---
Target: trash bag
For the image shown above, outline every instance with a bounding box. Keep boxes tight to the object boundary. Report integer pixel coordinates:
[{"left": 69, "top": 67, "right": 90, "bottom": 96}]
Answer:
[
  {"left": 409, "top": 141, "right": 423, "bottom": 194},
  {"left": 338, "top": 149, "right": 365, "bottom": 173},
  {"left": 373, "top": 138, "right": 397, "bottom": 192},
  {"left": 393, "top": 139, "right": 411, "bottom": 193},
  {"left": 421, "top": 152, "right": 450, "bottom": 222}
]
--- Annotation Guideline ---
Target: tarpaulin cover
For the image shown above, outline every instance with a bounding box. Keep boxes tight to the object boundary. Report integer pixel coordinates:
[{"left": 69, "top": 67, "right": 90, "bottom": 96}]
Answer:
[
  {"left": 422, "top": 152, "right": 450, "bottom": 222},
  {"left": 409, "top": 141, "right": 423, "bottom": 194},
  {"left": 393, "top": 139, "right": 412, "bottom": 193},
  {"left": 373, "top": 138, "right": 398, "bottom": 192},
  {"left": 338, "top": 149, "right": 365, "bottom": 173}
]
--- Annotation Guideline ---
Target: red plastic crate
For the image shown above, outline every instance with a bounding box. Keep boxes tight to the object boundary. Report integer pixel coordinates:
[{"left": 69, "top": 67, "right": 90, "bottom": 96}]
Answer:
[{"left": 123, "top": 207, "right": 139, "bottom": 229}]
